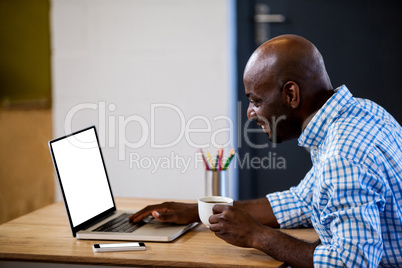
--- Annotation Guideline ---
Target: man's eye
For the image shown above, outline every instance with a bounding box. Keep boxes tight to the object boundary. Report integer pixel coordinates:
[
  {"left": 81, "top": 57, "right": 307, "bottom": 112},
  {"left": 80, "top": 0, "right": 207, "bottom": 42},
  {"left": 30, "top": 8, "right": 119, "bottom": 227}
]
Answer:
[{"left": 250, "top": 99, "right": 259, "bottom": 107}]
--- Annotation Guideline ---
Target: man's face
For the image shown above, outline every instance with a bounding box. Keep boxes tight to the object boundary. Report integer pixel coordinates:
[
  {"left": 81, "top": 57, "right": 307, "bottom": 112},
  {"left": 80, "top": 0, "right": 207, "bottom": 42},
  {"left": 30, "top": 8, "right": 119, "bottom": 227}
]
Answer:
[{"left": 244, "top": 75, "right": 288, "bottom": 143}]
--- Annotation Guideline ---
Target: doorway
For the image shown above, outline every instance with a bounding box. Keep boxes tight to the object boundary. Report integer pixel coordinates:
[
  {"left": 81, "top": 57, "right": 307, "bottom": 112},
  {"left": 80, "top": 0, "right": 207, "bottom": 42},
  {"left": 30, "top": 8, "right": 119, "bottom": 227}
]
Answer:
[{"left": 236, "top": 0, "right": 402, "bottom": 200}]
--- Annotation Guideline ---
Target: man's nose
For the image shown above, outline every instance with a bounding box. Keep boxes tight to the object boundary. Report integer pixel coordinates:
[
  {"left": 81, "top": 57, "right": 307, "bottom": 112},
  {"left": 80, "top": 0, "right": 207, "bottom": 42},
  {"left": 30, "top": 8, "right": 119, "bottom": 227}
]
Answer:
[{"left": 247, "top": 105, "right": 256, "bottom": 120}]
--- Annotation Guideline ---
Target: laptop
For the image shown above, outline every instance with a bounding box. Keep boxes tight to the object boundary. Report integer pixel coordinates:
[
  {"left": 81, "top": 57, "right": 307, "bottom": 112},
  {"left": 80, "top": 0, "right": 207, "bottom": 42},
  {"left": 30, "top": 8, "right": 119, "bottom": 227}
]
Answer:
[{"left": 48, "top": 126, "right": 197, "bottom": 242}]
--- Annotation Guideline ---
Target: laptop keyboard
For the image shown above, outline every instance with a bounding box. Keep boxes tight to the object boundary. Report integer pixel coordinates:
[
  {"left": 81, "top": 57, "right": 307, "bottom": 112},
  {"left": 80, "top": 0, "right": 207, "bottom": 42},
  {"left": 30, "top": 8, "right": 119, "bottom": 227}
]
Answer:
[{"left": 93, "top": 213, "right": 152, "bottom": 233}]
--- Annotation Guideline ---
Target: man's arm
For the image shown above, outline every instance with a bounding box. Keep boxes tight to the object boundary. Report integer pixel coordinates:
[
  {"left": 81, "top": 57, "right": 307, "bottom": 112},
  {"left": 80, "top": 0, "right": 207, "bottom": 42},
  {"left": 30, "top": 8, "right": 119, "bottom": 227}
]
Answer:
[
  {"left": 254, "top": 227, "right": 320, "bottom": 268},
  {"left": 209, "top": 205, "right": 319, "bottom": 268},
  {"left": 129, "top": 197, "right": 280, "bottom": 227},
  {"left": 129, "top": 202, "right": 199, "bottom": 224},
  {"left": 209, "top": 169, "right": 317, "bottom": 266},
  {"left": 234, "top": 198, "right": 280, "bottom": 228}
]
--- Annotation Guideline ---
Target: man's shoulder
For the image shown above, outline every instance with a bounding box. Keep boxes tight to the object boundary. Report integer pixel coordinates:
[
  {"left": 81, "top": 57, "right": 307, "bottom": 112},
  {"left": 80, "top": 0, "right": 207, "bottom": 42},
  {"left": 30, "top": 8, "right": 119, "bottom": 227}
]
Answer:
[
  {"left": 354, "top": 97, "right": 401, "bottom": 129},
  {"left": 335, "top": 96, "right": 399, "bottom": 137},
  {"left": 322, "top": 97, "right": 402, "bottom": 162}
]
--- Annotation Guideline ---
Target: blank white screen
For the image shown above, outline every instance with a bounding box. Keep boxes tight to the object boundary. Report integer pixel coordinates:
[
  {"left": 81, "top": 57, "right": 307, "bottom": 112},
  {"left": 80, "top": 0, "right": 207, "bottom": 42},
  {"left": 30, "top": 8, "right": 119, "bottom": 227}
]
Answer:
[{"left": 51, "top": 128, "right": 114, "bottom": 227}]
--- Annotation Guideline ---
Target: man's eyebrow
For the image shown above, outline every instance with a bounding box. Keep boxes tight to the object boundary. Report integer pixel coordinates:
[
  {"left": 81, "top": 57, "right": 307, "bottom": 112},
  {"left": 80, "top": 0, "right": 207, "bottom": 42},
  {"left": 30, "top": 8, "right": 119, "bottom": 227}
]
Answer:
[{"left": 246, "top": 92, "right": 259, "bottom": 98}]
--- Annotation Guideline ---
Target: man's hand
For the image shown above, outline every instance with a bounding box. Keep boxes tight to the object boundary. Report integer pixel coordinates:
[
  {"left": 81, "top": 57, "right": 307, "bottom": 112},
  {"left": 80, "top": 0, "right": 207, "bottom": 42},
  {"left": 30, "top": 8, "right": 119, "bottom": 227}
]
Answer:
[
  {"left": 209, "top": 204, "right": 319, "bottom": 268},
  {"left": 129, "top": 202, "right": 199, "bottom": 225},
  {"left": 209, "top": 205, "right": 264, "bottom": 248}
]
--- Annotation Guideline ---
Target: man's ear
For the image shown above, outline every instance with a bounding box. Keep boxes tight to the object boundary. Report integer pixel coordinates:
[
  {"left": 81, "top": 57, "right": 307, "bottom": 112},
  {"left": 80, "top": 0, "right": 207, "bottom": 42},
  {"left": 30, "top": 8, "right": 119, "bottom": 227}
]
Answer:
[{"left": 283, "top": 81, "right": 300, "bottom": 109}]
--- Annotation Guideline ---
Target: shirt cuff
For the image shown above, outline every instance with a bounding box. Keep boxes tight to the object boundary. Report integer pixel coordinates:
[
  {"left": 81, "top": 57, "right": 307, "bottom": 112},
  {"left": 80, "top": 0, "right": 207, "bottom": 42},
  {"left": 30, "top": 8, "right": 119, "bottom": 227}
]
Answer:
[
  {"left": 267, "top": 190, "right": 311, "bottom": 228},
  {"left": 313, "top": 244, "right": 345, "bottom": 267}
]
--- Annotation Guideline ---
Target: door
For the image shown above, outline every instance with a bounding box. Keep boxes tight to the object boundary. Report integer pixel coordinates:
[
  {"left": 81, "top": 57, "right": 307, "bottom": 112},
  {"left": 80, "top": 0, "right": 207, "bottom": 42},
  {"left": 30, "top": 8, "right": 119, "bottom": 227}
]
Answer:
[{"left": 236, "top": 0, "right": 402, "bottom": 200}]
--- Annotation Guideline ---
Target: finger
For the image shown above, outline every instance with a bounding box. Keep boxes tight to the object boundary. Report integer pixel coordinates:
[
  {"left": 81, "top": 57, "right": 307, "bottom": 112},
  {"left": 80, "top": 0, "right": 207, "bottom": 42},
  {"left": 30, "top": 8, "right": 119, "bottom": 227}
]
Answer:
[
  {"left": 129, "top": 210, "right": 152, "bottom": 223},
  {"left": 209, "top": 214, "right": 220, "bottom": 225},
  {"left": 212, "top": 204, "right": 227, "bottom": 214},
  {"left": 129, "top": 204, "right": 160, "bottom": 222},
  {"left": 209, "top": 223, "right": 219, "bottom": 232},
  {"left": 152, "top": 211, "right": 164, "bottom": 221},
  {"left": 152, "top": 210, "right": 176, "bottom": 223}
]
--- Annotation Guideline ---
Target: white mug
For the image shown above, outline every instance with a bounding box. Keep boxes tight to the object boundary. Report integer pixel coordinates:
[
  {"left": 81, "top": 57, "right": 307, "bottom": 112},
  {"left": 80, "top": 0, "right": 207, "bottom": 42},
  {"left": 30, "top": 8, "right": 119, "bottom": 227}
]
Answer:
[{"left": 198, "top": 196, "right": 233, "bottom": 227}]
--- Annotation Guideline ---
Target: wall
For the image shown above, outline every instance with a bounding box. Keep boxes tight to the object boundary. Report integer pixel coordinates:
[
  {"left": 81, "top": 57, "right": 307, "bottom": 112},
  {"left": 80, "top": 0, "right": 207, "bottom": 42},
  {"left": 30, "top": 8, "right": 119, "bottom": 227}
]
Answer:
[
  {"left": 0, "top": 0, "right": 51, "bottom": 107},
  {"left": 51, "top": 0, "right": 236, "bottom": 200},
  {"left": 0, "top": 109, "right": 54, "bottom": 224},
  {"left": 0, "top": 0, "right": 53, "bottom": 224}
]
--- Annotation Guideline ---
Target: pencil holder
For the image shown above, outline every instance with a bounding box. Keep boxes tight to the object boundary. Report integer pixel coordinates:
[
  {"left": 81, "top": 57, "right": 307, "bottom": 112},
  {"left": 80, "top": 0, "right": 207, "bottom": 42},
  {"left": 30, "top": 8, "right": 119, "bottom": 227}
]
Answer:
[{"left": 205, "top": 170, "right": 229, "bottom": 197}]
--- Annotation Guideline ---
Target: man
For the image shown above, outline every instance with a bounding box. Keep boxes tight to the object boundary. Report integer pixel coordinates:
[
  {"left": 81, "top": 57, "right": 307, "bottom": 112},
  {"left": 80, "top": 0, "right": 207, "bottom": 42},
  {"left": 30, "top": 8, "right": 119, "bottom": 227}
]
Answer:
[{"left": 129, "top": 35, "right": 402, "bottom": 267}]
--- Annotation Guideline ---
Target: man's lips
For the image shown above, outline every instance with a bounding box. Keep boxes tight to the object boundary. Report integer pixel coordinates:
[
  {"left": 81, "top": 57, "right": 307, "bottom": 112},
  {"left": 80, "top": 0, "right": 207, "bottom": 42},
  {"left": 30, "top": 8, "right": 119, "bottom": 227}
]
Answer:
[
  {"left": 256, "top": 119, "right": 268, "bottom": 127},
  {"left": 256, "top": 119, "right": 270, "bottom": 134},
  {"left": 256, "top": 119, "right": 265, "bottom": 126}
]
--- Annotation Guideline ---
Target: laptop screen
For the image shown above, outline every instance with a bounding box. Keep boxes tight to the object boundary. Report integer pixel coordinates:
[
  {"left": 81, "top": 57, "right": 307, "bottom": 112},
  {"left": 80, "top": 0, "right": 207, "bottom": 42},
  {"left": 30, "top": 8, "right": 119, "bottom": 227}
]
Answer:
[{"left": 49, "top": 127, "right": 115, "bottom": 228}]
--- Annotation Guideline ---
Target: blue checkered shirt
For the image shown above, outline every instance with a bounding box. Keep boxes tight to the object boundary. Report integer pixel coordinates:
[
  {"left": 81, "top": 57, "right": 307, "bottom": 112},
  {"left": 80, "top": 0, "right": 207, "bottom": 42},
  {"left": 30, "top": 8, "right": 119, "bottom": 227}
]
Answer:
[{"left": 267, "top": 85, "right": 402, "bottom": 267}]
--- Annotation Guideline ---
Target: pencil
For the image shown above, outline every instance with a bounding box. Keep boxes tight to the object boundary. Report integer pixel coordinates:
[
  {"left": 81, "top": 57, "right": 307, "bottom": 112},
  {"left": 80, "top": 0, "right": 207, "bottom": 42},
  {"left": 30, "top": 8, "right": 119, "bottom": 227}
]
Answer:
[
  {"left": 218, "top": 148, "right": 223, "bottom": 171},
  {"left": 206, "top": 151, "right": 214, "bottom": 170},
  {"left": 223, "top": 149, "right": 235, "bottom": 170},
  {"left": 215, "top": 151, "right": 220, "bottom": 171},
  {"left": 200, "top": 149, "right": 210, "bottom": 170}
]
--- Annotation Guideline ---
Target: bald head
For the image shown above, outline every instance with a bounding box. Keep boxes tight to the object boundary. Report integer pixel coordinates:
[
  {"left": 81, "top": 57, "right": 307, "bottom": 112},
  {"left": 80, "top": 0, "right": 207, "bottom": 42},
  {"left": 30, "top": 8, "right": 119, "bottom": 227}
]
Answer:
[
  {"left": 244, "top": 35, "right": 334, "bottom": 142},
  {"left": 244, "top": 34, "right": 332, "bottom": 94}
]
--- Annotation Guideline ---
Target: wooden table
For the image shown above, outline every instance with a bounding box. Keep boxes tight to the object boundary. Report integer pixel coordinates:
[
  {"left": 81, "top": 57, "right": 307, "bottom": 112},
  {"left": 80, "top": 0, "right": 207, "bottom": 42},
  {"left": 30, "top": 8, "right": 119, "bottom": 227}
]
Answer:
[{"left": 0, "top": 198, "right": 319, "bottom": 267}]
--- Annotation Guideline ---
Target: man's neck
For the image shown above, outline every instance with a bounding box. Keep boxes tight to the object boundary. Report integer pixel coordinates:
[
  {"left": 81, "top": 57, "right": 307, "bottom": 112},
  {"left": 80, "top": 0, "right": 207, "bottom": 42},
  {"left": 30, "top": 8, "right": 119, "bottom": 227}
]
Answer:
[{"left": 301, "top": 89, "right": 334, "bottom": 132}]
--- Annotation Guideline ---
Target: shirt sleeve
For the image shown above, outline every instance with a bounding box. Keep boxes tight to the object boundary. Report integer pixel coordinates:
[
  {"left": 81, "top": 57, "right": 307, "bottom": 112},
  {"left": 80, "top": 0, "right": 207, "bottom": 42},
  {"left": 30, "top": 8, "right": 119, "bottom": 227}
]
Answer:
[
  {"left": 266, "top": 167, "right": 315, "bottom": 228},
  {"left": 313, "top": 155, "right": 386, "bottom": 268}
]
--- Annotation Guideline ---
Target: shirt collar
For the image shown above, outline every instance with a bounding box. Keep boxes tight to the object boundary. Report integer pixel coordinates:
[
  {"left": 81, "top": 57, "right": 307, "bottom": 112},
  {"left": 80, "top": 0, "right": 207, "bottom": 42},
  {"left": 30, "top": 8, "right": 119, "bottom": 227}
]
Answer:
[{"left": 298, "top": 85, "right": 354, "bottom": 149}]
